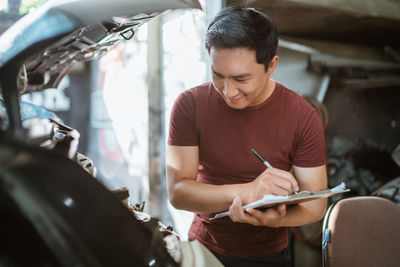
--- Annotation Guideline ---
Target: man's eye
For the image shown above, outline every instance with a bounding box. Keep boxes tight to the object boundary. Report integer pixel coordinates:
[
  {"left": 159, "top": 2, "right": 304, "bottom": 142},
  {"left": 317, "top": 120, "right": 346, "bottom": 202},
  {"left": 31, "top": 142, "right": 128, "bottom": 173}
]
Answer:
[{"left": 235, "top": 78, "right": 248, "bottom": 82}]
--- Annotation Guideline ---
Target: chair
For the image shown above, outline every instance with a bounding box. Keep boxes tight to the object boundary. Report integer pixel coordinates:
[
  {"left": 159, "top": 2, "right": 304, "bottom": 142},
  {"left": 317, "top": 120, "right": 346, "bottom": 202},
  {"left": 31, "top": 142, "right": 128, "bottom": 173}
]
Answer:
[{"left": 322, "top": 196, "right": 400, "bottom": 267}]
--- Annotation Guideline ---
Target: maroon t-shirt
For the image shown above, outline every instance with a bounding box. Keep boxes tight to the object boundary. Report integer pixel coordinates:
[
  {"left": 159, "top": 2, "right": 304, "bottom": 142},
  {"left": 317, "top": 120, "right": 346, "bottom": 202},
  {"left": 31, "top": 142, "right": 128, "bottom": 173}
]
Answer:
[{"left": 168, "top": 81, "right": 326, "bottom": 257}]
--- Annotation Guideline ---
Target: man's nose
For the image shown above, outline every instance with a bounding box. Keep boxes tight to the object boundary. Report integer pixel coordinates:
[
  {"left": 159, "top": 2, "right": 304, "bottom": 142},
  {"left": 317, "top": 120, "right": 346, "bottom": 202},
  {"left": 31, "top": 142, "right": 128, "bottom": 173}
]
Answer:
[{"left": 223, "top": 79, "right": 237, "bottom": 98}]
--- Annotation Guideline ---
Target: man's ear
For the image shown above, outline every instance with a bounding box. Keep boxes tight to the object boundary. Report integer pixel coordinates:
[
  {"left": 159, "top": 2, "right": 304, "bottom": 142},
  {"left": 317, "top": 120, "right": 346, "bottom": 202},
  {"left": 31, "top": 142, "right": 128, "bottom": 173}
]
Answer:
[{"left": 268, "top": 55, "right": 279, "bottom": 72}]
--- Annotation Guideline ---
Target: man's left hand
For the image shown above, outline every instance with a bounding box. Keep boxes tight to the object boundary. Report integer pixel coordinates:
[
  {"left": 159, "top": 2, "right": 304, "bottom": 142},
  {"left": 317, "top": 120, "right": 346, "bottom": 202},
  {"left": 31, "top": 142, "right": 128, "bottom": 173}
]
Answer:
[{"left": 228, "top": 196, "right": 286, "bottom": 227}]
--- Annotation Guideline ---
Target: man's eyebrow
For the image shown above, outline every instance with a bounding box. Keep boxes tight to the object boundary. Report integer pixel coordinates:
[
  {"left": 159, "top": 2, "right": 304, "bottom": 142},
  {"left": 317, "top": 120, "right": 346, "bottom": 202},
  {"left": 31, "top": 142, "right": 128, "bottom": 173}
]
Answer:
[
  {"left": 212, "top": 69, "right": 224, "bottom": 77},
  {"left": 232, "top": 73, "right": 251, "bottom": 79},
  {"left": 212, "top": 69, "right": 251, "bottom": 79}
]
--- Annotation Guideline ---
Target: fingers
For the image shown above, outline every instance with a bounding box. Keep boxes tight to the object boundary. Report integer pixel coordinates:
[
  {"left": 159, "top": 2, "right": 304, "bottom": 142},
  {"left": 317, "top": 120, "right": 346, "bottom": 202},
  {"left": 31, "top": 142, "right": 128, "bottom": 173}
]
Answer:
[
  {"left": 260, "top": 167, "right": 299, "bottom": 193},
  {"left": 275, "top": 204, "right": 287, "bottom": 217},
  {"left": 228, "top": 197, "right": 259, "bottom": 225},
  {"left": 228, "top": 197, "right": 287, "bottom": 227},
  {"left": 270, "top": 168, "right": 299, "bottom": 192},
  {"left": 245, "top": 208, "right": 267, "bottom": 223},
  {"left": 245, "top": 205, "right": 286, "bottom": 227},
  {"left": 260, "top": 183, "right": 291, "bottom": 196},
  {"left": 228, "top": 197, "right": 245, "bottom": 221}
]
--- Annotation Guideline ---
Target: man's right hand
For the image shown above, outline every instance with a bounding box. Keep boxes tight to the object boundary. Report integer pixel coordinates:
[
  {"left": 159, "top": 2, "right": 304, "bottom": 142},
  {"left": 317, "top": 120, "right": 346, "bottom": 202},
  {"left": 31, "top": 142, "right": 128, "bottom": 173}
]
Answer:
[{"left": 242, "top": 167, "right": 299, "bottom": 204}]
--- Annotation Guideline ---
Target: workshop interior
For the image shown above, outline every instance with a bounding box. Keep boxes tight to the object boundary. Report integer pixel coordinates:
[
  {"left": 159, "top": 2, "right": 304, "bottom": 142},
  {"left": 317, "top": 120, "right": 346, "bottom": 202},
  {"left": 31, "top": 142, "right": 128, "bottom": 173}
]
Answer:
[{"left": 0, "top": 0, "right": 399, "bottom": 266}]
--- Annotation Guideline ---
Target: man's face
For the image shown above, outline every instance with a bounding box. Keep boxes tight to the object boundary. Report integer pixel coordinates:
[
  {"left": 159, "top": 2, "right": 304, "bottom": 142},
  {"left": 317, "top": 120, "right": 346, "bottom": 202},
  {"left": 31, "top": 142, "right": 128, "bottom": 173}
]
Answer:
[{"left": 210, "top": 47, "right": 276, "bottom": 110}]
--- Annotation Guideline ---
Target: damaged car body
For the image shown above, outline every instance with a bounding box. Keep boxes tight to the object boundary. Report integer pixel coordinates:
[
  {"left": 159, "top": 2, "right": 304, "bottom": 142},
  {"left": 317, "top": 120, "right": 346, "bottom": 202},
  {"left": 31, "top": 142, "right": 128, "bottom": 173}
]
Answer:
[{"left": 0, "top": 0, "right": 223, "bottom": 266}]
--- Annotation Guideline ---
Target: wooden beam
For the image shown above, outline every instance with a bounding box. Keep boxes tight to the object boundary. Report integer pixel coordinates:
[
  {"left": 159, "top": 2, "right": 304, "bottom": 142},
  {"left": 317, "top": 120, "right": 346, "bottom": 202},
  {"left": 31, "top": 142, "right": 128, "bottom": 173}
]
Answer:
[
  {"left": 226, "top": 0, "right": 400, "bottom": 47},
  {"left": 308, "top": 53, "right": 400, "bottom": 78},
  {"left": 308, "top": 53, "right": 400, "bottom": 89}
]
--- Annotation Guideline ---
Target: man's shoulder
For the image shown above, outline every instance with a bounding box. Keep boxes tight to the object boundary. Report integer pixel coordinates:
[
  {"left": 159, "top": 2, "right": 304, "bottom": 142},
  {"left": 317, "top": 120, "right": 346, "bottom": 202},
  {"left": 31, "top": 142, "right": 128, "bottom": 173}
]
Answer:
[
  {"left": 178, "top": 82, "right": 215, "bottom": 103},
  {"left": 186, "top": 81, "right": 213, "bottom": 95},
  {"left": 174, "top": 82, "right": 215, "bottom": 111},
  {"left": 276, "top": 82, "right": 314, "bottom": 114},
  {"left": 276, "top": 82, "right": 303, "bottom": 101}
]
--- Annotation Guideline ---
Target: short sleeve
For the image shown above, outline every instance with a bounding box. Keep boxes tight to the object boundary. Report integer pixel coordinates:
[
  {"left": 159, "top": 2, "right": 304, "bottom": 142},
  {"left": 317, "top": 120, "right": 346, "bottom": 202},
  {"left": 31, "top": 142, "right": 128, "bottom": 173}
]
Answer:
[
  {"left": 168, "top": 90, "right": 199, "bottom": 146},
  {"left": 292, "top": 107, "right": 326, "bottom": 167}
]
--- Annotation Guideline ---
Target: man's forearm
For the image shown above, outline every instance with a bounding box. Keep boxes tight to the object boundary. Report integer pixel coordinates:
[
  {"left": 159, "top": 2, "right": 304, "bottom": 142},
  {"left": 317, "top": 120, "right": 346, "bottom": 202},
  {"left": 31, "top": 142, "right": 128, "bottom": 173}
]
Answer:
[
  {"left": 278, "top": 198, "right": 327, "bottom": 227},
  {"left": 168, "top": 177, "right": 248, "bottom": 213}
]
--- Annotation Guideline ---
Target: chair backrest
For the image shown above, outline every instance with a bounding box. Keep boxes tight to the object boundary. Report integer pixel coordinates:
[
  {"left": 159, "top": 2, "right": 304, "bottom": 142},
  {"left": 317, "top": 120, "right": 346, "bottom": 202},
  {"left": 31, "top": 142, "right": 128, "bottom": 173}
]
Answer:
[{"left": 322, "top": 196, "right": 400, "bottom": 267}]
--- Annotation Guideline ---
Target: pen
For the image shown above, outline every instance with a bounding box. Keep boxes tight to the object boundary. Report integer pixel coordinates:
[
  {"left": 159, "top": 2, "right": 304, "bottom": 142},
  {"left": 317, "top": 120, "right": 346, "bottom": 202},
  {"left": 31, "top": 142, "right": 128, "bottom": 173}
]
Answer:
[
  {"left": 251, "top": 148, "right": 273, "bottom": 168},
  {"left": 251, "top": 148, "right": 299, "bottom": 194}
]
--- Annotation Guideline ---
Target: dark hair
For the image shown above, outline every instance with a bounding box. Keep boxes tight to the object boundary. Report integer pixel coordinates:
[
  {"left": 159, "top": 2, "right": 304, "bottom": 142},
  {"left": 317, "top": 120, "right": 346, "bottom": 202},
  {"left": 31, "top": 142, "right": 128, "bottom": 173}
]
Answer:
[{"left": 205, "top": 7, "right": 278, "bottom": 70}]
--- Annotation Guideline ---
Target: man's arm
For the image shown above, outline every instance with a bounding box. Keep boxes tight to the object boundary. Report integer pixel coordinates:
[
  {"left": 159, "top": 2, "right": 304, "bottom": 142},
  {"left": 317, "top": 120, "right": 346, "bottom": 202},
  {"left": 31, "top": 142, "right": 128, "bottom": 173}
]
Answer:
[
  {"left": 166, "top": 145, "right": 299, "bottom": 214},
  {"left": 228, "top": 165, "right": 328, "bottom": 227},
  {"left": 166, "top": 145, "right": 240, "bottom": 213}
]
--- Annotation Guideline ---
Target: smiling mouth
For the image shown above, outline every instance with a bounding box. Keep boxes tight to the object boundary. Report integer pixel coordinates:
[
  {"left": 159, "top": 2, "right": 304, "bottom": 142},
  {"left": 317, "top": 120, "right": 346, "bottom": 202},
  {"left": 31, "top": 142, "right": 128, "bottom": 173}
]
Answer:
[{"left": 228, "top": 95, "right": 244, "bottom": 102}]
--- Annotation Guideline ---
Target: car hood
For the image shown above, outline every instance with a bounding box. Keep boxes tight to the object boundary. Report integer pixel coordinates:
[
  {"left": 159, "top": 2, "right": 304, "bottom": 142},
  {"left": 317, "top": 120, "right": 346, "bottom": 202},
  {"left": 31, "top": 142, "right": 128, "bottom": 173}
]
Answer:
[
  {"left": 0, "top": 1, "right": 202, "bottom": 266},
  {"left": 0, "top": 0, "right": 201, "bottom": 90},
  {"left": 0, "top": 0, "right": 201, "bottom": 137}
]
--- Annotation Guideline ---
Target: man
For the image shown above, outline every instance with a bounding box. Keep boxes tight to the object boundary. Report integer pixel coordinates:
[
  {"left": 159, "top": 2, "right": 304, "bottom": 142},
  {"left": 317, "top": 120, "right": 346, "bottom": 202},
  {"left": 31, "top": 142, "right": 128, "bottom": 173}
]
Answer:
[{"left": 166, "top": 7, "right": 327, "bottom": 267}]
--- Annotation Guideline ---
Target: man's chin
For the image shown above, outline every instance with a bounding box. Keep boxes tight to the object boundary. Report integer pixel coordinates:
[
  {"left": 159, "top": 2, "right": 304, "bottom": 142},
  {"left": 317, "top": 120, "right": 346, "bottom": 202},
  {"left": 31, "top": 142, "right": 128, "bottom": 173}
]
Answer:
[{"left": 226, "top": 101, "right": 247, "bottom": 110}]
